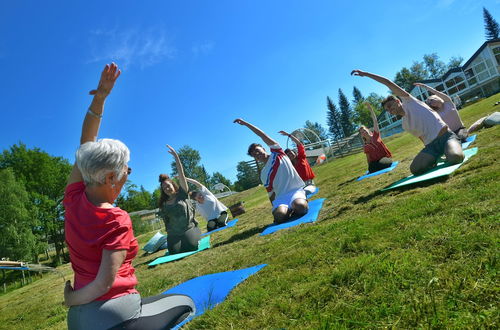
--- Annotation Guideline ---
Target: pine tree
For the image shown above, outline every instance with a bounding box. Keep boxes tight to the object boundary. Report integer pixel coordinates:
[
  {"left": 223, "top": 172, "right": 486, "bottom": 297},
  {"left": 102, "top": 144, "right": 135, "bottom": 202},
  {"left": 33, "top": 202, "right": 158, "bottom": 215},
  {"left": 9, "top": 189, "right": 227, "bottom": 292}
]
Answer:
[
  {"left": 338, "top": 89, "right": 355, "bottom": 136},
  {"left": 483, "top": 7, "right": 500, "bottom": 40},
  {"left": 326, "top": 96, "right": 344, "bottom": 140},
  {"left": 352, "top": 86, "right": 364, "bottom": 105}
]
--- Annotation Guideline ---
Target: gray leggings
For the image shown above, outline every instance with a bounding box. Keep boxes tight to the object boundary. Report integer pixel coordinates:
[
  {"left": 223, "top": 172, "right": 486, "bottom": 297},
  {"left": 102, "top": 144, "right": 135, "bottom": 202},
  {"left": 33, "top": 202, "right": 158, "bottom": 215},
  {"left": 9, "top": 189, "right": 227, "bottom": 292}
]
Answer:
[
  {"left": 167, "top": 225, "right": 202, "bottom": 254},
  {"left": 68, "top": 293, "right": 195, "bottom": 330}
]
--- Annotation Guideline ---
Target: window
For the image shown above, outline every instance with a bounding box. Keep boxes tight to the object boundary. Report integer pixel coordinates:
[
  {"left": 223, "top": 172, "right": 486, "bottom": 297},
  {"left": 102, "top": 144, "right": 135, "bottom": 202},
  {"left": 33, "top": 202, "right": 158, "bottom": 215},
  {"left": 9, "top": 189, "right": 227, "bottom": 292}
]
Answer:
[
  {"left": 448, "top": 87, "right": 458, "bottom": 94},
  {"left": 468, "top": 77, "right": 477, "bottom": 85},
  {"left": 477, "top": 71, "right": 490, "bottom": 81},
  {"left": 456, "top": 83, "right": 467, "bottom": 91},
  {"left": 493, "top": 47, "right": 500, "bottom": 65},
  {"left": 474, "top": 62, "right": 486, "bottom": 73},
  {"left": 454, "top": 76, "right": 464, "bottom": 83},
  {"left": 445, "top": 79, "right": 455, "bottom": 88},
  {"left": 464, "top": 69, "right": 474, "bottom": 79},
  {"left": 436, "top": 84, "right": 444, "bottom": 91}
]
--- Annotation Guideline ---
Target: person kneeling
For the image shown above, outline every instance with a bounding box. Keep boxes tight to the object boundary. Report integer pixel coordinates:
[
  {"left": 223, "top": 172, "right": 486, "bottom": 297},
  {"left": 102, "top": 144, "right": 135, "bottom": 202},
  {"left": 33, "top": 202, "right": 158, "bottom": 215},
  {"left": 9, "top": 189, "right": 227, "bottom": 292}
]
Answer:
[{"left": 234, "top": 118, "right": 308, "bottom": 224}]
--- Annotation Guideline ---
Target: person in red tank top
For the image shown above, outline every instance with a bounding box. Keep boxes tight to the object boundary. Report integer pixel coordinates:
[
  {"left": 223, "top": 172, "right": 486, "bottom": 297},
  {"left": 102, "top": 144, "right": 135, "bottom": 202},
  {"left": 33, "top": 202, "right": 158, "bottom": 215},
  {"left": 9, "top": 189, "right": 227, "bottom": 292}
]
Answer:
[
  {"left": 358, "top": 102, "right": 394, "bottom": 173},
  {"left": 63, "top": 63, "right": 194, "bottom": 330},
  {"left": 279, "top": 130, "right": 316, "bottom": 185}
]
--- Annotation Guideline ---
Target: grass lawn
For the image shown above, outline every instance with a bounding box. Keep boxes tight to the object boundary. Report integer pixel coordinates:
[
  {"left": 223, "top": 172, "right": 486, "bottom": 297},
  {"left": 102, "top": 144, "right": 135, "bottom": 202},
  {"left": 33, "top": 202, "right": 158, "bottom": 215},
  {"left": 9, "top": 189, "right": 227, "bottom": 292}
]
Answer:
[{"left": 0, "top": 95, "right": 498, "bottom": 329}]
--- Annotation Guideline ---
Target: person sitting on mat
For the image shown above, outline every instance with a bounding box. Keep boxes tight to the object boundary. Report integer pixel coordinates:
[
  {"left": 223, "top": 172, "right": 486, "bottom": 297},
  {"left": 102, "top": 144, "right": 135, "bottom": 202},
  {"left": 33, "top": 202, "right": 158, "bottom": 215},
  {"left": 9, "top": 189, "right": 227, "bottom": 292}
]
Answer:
[
  {"left": 186, "top": 178, "right": 230, "bottom": 232},
  {"left": 234, "top": 118, "right": 308, "bottom": 224},
  {"left": 351, "top": 69, "right": 464, "bottom": 176},
  {"left": 414, "top": 82, "right": 468, "bottom": 142},
  {"left": 158, "top": 145, "right": 202, "bottom": 254},
  {"left": 278, "top": 130, "right": 317, "bottom": 194},
  {"left": 358, "top": 102, "right": 394, "bottom": 173},
  {"left": 64, "top": 63, "right": 194, "bottom": 330}
]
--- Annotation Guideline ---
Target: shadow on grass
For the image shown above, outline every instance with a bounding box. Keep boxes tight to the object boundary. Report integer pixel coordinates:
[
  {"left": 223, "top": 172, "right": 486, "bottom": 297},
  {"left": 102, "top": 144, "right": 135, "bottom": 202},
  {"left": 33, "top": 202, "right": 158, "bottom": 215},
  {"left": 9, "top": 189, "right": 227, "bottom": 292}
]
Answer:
[
  {"left": 214, "top": 225, "right": 267, "bottom": 247},
  {"left": 337, "top": 176, "right": 359, "bottom": 187}
]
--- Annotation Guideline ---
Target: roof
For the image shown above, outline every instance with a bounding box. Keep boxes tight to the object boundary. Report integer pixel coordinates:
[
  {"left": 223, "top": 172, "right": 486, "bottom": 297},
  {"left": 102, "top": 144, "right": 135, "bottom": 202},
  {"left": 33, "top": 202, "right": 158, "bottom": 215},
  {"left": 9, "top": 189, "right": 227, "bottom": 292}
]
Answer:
[{"left": 413, "top": 38, "right": 500, "bottom": 87}]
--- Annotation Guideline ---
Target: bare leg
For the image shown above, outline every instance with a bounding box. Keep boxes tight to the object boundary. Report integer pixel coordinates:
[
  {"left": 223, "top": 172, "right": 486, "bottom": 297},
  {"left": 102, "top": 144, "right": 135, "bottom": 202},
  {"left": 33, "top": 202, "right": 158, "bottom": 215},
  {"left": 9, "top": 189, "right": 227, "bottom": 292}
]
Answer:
[
  {"left": 410, "top": 151, "right": 437, "bottom": 176},
  {"left": 444, "top": 138, "right": 464, "bottom": 165},
  {"left": 291, "top": 198, "right": 308, "bottom": 218},
  {"left": 273, "top": 205, "right": 289, "bottom": 224}
]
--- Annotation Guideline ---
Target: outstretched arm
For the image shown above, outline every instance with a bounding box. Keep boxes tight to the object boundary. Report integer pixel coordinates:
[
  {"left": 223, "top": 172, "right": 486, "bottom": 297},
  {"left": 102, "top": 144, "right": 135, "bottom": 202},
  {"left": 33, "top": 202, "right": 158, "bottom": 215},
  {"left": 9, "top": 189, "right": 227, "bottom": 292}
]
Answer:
[
  {"left": 233, "top": 119, "right": 278, "bottom": 146},
  {"left": 67, "top": 63, "right": 121, "bottom": 186},
  {"left": 278, "top": 130, "right": 302, "bottom": 146},
  {"left": 167, "top": 145, "right": 189, "bottom": 193},
  {"left": 364, "top": 102, "right": 379, "bottom": 133},
  {"left": 413, "top": 82, "right": 452, "bottom": 103},
  {"left": 185, "top": 178, "right": 204, "bottom": 189},
  {"left": 351, "top": 70, "right": 409, "bottom": 98}
]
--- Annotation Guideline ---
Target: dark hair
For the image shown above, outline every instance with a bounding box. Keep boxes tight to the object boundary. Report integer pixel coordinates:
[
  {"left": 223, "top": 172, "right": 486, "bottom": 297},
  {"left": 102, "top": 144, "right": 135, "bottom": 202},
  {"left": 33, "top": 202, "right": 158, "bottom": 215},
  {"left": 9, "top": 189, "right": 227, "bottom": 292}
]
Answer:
[
  {"left": 158, "top": 174, "right": 179, "bottom": 207},
  {"left": 381, "top": 95, "right": 399, "bottom": 108},
  {"left": 189, "top": 191, "right": 201, "bottom": 199},
  {"left": 247, "top": 143, "right": 263, "bottom": 156},
  {"left": 284, "top": 148, "right": 291, "bottom": 154}
]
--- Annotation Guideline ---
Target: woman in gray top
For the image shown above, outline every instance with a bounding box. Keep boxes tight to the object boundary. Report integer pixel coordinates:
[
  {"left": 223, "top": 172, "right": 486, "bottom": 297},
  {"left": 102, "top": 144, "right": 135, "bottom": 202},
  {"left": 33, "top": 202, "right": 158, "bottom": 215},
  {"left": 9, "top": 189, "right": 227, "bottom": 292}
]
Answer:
[{"left": 158, "top": 145, "right": 201, "bottom": 254}]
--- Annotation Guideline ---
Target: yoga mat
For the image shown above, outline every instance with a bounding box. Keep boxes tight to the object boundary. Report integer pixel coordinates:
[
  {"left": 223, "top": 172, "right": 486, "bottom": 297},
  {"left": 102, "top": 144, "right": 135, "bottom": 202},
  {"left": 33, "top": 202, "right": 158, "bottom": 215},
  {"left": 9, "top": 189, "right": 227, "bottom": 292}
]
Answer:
[
  {"left": 461, "top": 134, "right": 477, "bottom": 149},
  {"left": 143, "top": 231, "right": 168, "bottom": 253},
  {"left": 305, "top": 186, "right": 319, "bottom": 198},
  {"left": 261, "top": 198, "right": 326, "bottom": 236},
  {"left": 382, "top": 147, "right": 478, "bottom": 191},
  {"left": 201, "top": 218, "right": 239, "bottom": 237},
  {"left": 357, "top": 161, "right": 399, "bottom": 181},
  {"left": 148, "top": 235, "right": 211, "bottom": 266},
  {"left": 164, "top": 264, "right": 267, "bottom": 329}
]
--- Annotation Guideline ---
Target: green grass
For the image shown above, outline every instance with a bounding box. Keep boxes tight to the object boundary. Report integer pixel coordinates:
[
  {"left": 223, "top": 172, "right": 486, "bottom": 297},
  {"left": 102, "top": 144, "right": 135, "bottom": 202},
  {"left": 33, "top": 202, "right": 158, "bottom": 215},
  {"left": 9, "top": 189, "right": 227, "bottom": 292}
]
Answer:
[{"left": 0, "top": 95, "right": 499, "bottom": 329}]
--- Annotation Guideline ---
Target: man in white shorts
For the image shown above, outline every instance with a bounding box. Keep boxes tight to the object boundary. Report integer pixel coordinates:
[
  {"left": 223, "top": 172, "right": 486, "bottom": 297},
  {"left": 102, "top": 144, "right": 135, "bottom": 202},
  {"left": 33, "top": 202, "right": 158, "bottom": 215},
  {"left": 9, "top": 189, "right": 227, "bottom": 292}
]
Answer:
[{"left": 234, "top": 118, "right": 309, "bottom": 224}]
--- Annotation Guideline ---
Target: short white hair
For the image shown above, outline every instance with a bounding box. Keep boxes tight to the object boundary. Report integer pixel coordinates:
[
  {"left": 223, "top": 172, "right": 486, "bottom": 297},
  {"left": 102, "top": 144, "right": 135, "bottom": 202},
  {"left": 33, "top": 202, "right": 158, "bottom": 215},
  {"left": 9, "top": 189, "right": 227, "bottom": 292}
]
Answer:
[{"left": 76, "top": 138, "right": 130, "bottom": 186}]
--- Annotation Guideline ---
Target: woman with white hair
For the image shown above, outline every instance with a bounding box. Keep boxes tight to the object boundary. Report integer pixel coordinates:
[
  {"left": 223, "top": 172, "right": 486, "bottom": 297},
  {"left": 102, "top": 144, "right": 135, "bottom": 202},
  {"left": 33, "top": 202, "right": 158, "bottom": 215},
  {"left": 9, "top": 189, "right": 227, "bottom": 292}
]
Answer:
[
  {"left": 63, "top": 63, "right": 194, "bottom": 329},
  {"left": 414, "top": 82, "right": 468, "bottom": 142}
]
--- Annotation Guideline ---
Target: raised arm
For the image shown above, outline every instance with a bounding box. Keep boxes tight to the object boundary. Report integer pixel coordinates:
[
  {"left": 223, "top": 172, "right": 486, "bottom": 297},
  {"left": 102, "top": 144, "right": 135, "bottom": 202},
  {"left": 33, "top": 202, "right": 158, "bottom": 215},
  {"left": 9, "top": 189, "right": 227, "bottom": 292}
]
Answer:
[
  {"left": 413, "top": 82, "right": 452, "bottom": 103},
  {"left": 233, "top": 118, "right": 278, "bottom": 146},
  {"left": 278, "top": 130, "right": 302, "bottom": 147},
  {"left": 167, "top": 145, "right": 189, "bottom": 193},
  {"left": 67, "top": 63, "right": 121, "bottom": 186},
  {"left": 351, "top": 70, "right": 409, "bottom": 98},
  {"left": 185, "top": 177, "right": 204, "bottom": 189},
  {"left": 364, "top": 102, "right": 379, "bottom": 133}
]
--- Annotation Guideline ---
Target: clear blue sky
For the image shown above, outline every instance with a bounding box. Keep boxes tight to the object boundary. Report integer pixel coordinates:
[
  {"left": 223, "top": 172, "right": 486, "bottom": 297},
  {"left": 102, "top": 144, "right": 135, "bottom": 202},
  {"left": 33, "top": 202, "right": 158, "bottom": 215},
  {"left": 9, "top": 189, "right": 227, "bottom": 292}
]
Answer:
[{"left": 0, "top": 1, "right": 498, "bottom": 192}]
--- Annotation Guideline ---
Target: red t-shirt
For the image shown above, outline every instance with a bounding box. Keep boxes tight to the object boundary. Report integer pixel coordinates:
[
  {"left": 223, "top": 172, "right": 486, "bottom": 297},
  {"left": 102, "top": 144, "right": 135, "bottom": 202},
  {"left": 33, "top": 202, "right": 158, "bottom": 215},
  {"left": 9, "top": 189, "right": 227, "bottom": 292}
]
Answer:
[
  {"left": 64, "top": 182, "right": 139, "bottom": 301},
  {"left": 363, "top": 131, "right": 392, "bottom": 162},
  {"left": 293, "top": 144, "right": 315, "bottom": 181}
]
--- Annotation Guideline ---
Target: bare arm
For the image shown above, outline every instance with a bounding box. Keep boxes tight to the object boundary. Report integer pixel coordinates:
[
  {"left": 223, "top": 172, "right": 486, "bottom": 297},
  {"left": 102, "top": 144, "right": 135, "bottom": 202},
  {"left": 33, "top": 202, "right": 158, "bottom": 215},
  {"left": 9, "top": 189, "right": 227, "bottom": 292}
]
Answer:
[
  {"left": 185, "top": 178, "right": 204, "bottom": 189},
  {"left": 278, "top": 130, "right": 302, "bottom": 146},
  {"left": 64, "top": 249, "right": 126, "bottom": 306},
  {"left": 364, "top": 102, "right": 379, "bottom": 133},
  {"left": 351, "top": 70, "right": 409, "bottom": 98},
  {"left": 233, "top": 118, "right": 278, "bottom": 146},
  {"left": 413, "top": 82, "right": 452, "bottom": 103},
  {"left": 67, "top": 63, "right": 121, "bottom": 186},
  {"left": 167, "top": 145, "right": 189, "bottom": 193}
]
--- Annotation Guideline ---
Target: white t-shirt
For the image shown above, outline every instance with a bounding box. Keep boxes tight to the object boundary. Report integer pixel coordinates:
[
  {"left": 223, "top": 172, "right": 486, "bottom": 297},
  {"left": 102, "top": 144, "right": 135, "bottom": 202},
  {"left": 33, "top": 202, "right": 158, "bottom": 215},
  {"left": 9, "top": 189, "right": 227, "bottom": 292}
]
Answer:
[
  {"left": 437, "top": 101, "right": 463, "bottom": 132},
  {"left": 195, "top": 185, "right": 228, "bottom": 221},
  {"left": 260, "top": 144, "right": 305, "bottom": 199},
  {"left": 401, "top": 95, "right": 447, "bottom": 145}
]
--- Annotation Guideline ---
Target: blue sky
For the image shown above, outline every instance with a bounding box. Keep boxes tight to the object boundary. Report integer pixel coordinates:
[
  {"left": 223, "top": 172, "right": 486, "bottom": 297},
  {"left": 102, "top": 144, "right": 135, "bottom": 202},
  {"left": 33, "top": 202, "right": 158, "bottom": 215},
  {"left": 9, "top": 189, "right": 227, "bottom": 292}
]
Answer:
[{"left": 0, "top": 0, "right": 498, "bottom": 192}]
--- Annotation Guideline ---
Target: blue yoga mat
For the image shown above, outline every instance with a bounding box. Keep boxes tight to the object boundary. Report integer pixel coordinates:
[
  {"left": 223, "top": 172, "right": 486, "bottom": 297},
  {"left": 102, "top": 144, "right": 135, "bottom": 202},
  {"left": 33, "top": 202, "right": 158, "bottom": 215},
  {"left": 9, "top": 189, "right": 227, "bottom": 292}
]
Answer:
[
  {"left": 461, "top": 134, "right": 476, "bottom": 149},
  {"left": 357, "top": 161, "right": 399, "bottom": 181},
  {"left": 148, "top": 236, "right": 211, "bottom": 266},
  {"left": 260, "top": 198, "right": 326, "bottom": 236},
  {"left": 305, "top": 186, "right": 319, "bottom": 198},
  {"left": 164, "top": 264, "right": 267, "bottom": 329},
  {"left": 201, "top": 218, "right": 239, "bottom": 237}
]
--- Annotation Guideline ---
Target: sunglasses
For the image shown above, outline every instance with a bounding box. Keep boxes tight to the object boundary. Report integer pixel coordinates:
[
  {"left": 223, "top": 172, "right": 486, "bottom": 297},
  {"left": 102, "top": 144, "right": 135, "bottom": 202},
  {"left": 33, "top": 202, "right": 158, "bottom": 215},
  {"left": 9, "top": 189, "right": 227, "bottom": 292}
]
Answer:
[{"left": 127, "top": 167, "right": 132, "bottom": 175}]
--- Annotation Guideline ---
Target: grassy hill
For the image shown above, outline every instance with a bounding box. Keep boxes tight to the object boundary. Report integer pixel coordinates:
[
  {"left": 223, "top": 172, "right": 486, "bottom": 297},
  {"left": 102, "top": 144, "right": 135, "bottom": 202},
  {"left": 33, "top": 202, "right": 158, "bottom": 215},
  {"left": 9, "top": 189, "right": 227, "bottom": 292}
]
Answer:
[{"left": 0, "top": 95, "right": 498, "bottom": 329}]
